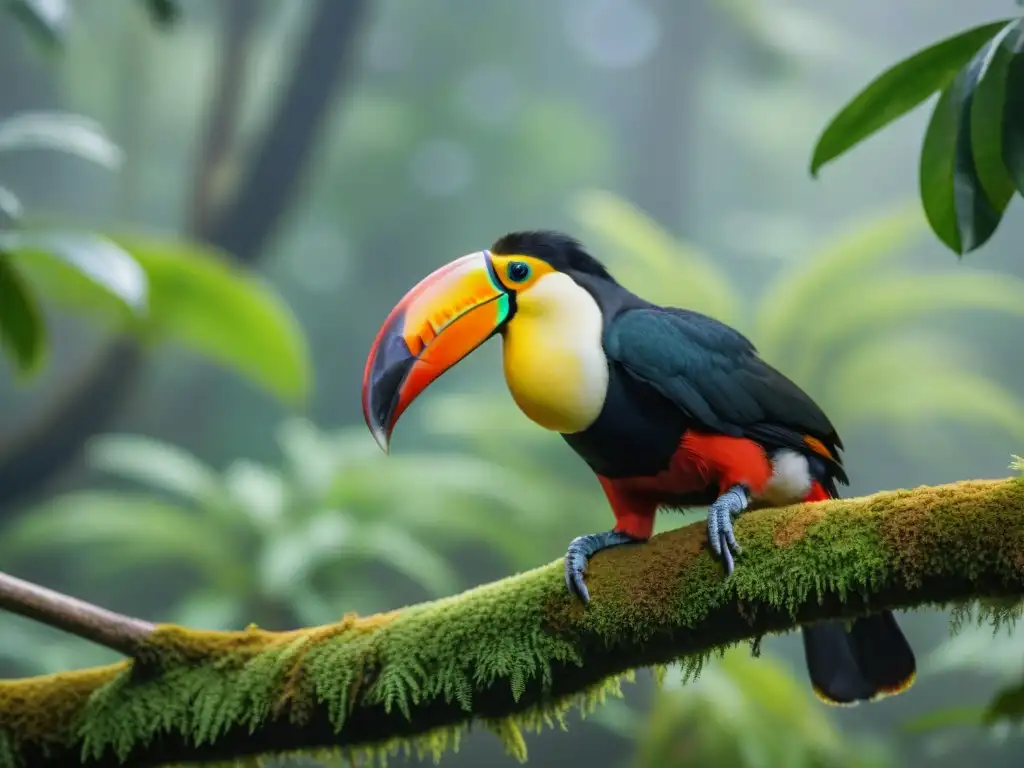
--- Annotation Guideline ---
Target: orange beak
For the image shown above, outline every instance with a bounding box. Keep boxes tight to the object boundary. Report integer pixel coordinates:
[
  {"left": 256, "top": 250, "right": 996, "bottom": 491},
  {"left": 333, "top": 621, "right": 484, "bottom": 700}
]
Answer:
[{"left": 362, "top": 250, "right": 511, "bottom": 453}]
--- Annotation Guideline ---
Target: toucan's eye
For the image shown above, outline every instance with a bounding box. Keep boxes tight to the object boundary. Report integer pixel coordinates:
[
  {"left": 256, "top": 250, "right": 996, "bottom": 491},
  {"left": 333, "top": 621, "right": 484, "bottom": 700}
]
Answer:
[{"left": 506, "top": 261, "right": 531, "bottom": 283}]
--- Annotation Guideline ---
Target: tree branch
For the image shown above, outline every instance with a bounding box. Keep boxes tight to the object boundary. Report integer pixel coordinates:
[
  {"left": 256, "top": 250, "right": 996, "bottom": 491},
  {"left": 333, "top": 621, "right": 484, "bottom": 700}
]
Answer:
[
  {"left": 0, "top": 340, "right": 143, "bottom": 509},
  {"left": 0, "top": 572, "right": 153, "bottom": 658},
  {"left": 1, "top": 478, "right": 1022, "bottom": 767},
  {"left": 187, "top": 0, "right": 260, "bottom": 239},
  {"left": 205, "top": 0, "right": 369, "bottom": 262}
]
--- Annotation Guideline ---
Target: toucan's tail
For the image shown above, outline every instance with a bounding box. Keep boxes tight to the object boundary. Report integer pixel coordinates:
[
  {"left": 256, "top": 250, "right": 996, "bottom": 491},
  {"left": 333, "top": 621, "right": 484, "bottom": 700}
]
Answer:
[
  {"left": 799, "top": 480, "right": 916, "bottom": 704},
  {"left": 801, "top": 612, "right": 916, "bottom": 705}
]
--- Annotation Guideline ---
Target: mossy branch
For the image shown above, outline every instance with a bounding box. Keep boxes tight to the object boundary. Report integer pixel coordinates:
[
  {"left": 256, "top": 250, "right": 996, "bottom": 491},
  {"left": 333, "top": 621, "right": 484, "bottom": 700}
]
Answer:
[{"left": 2, "top": 478, "right": 1024, "bottom": 768}]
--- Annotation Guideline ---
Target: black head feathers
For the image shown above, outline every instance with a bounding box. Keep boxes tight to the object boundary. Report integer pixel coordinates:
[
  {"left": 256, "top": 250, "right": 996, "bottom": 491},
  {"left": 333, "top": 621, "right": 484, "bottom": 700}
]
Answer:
[{"left": 490, "top": 230, "right": 615, "bottom": 282}]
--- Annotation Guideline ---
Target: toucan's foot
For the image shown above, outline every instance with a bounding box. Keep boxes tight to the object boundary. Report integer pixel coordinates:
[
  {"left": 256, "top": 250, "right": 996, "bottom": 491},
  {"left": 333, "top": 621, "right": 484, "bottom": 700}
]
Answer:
[
  {"left": 564, "top": 530, "right": 640, "bottom": 604},
  {"left": 707, "top": 484, "right": 749, "bottom": 575}
]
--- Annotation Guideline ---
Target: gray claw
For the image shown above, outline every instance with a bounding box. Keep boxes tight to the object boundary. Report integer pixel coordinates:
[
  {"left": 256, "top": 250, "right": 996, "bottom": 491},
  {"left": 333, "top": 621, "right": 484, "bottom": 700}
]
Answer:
[
  {"left": 563, "top": 530, "right": 641, "bottom": 605},
  {"left": 706, "top": 485, "right": 748, "bottom": 575},
  {"left": 564, "top": 544, "right": 591, "bottom": 604}
]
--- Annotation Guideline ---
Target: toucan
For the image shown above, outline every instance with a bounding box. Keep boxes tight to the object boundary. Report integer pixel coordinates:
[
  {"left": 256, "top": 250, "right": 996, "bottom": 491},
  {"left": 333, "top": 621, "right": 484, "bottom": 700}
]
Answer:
[{"left": 361, "top": 230, "right": 916, "bottom": 705}]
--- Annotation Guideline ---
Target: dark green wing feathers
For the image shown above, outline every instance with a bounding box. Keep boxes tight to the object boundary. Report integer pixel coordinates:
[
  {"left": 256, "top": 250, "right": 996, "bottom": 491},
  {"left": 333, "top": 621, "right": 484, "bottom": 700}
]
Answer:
[{"left": 604, "top": 307, "right": 847, "bottom": 483}]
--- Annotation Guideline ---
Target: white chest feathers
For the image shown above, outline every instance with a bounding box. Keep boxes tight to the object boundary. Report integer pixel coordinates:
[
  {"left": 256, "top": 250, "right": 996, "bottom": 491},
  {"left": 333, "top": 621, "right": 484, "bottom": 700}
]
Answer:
[
  {"left": 500, "top": 273, "right": 609, "bottom": 434},
  {"left": 757, "top": 449, "right": 814, "bottom": 506}
]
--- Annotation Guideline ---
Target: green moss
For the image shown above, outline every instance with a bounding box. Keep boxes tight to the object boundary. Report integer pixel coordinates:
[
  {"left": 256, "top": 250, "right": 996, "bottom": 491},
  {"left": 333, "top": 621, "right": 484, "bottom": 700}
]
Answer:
[{"left": 2, "top": 478, "right": 1024, "bottom": 767}]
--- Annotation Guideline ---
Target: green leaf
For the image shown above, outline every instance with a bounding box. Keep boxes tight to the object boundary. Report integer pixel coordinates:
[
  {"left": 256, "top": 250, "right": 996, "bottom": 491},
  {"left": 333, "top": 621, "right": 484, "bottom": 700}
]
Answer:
[
  {"left": 1002, "top": 26, "right": 1024, "bottom": 194},
  {"left": 87, "top": 433, "right": 223, "bottom": 506},
  {"left": 0, "top": 230, "right": 147, "bottom": 313},
  {"left": 0, "top": 253, "right": 44, "bottom": 373},
  {"left": 13, "top": 231, "right": 311, "bottom": 405},
  {"left": 968, "top": 21, "right": 1024, "bottom": 214},
  {"left": 0, "top": 112, "right": 123, "bottom": 169},
  {"left": 919, "top": 52, "right": 1002, "bottom": 255},
  {"left": 810, "top": 19, "right": 1013, "bottom": 176},
  {"left": 119, "top": 233, "right": 309, "bottom": 405},
  {"left": 987, "top": 680, "right": 1024, "bottom": 723}
]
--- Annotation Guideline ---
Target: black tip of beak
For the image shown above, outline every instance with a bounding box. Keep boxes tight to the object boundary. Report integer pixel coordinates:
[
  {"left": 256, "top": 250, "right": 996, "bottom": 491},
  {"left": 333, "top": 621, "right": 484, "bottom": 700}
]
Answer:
[{"left": 364, "top": 330, "right": 416, "bottom": 454}]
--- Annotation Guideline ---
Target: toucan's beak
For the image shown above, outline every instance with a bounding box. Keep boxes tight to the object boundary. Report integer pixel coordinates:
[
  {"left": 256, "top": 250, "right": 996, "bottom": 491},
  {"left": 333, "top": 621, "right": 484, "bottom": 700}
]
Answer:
[{"left": 362, "top": 250, "right": 511, "bottom": 453}]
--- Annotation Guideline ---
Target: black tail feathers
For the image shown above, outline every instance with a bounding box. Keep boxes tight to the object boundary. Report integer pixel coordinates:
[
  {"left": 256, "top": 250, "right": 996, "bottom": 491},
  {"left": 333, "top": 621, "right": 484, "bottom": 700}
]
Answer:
[{"left": 801, "top": 610, "right": 916, "bottom": 706}]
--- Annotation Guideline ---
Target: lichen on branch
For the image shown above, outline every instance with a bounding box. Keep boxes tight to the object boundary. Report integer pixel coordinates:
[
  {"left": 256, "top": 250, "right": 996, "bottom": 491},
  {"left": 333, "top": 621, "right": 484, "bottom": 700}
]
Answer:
[{"left": 1, "top": 478, "right": 1023, "bottom": 768}]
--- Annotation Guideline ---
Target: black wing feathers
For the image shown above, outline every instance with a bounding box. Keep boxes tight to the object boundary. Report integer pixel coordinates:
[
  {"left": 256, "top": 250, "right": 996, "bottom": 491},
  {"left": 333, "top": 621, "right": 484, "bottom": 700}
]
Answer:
[{"left": 605, "top": 307, "right": 846, "bottom": 483}]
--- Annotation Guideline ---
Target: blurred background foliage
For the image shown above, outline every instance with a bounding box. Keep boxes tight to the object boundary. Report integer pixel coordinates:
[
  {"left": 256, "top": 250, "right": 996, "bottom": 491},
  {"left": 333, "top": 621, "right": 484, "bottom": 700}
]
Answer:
[{"left": 2, "top": 1, "right": 1024, "bottom": 767}]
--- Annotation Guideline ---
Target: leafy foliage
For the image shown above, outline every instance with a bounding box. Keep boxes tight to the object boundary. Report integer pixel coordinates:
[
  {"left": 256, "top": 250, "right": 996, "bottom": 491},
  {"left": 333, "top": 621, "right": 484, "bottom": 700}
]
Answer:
[
  {"left": 634, "top": 649, "right": 891, "bottom": 768},
  {"left": 11, "top": 232, "right": 312, "bottom": 404},
  {"left": 811, "top": 16, "right": 1024, "bottom": 255},
  {"left": 1, "top": 418, "right": 549, "bottom": 633},
  {"left": 0, "top": 254, "right": 43, "bottom": 373},
  {"left": 0, "top": 112, "right": 147, "bottom": 375},
  {"left": 900, "top": 608, "right": 1024, "bottom": 757},
  {"left": 0, "top": 111, "right": 310, "bottom": 403}
]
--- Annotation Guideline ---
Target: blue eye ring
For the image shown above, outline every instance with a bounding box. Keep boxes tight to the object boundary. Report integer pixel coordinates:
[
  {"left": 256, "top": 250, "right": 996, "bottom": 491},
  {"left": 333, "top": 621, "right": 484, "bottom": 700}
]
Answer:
[{"left": 506, "top": 261, "right": 531, "bottom": 283}]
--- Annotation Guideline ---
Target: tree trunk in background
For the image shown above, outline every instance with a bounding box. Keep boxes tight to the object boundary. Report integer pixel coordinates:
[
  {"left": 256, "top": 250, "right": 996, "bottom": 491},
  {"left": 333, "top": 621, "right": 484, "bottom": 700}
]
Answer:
[
  {"left": 188, "top": 0, "right": 260, "bottom": 239},
  {"left": 0, "top": 0, "right": 371, "bottom": 513},
  {"left": 613, "top": 0, "right": 714, "bottom": 235}
]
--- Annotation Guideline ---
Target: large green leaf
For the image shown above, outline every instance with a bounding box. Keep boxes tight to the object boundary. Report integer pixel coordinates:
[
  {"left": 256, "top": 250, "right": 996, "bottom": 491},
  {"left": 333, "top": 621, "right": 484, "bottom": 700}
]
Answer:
[
  {"left": 0, "top": 112, "right": 123, "bottom": 169},
  {"left": 0, "top": 230, "right": 147, "bottom": 313},
  {"left": 0, "top": 254, "right": 44, "bottom": 373},
  {"left": 12, "top": 231, "right": 311, "bottom": 405},
  {"left": 919, "top": 53, "right": 1002, "bottom": 254},
  {"left": 810, "top": 19, "right": 1013, "bottom": 175},
  {"left": 968, "top": 21, "right": 1024, "bottom": 214},
  {"left": 1002, "top": 25, "right": 1024, "bottom": 194}
]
